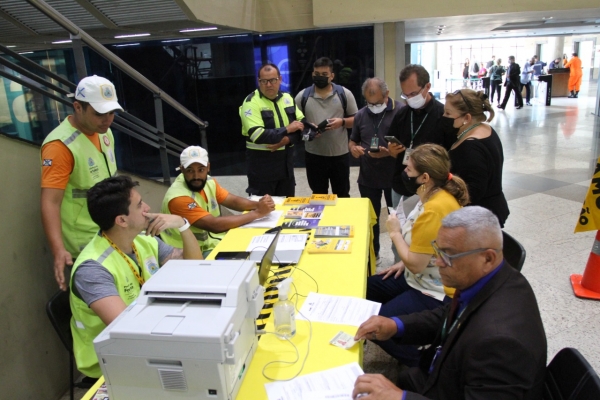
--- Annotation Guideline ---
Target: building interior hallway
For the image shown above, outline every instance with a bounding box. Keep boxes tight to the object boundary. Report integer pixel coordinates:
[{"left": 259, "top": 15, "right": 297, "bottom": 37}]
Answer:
[{"left": 64, "top": 83, "right": 600, "bottom": 399}]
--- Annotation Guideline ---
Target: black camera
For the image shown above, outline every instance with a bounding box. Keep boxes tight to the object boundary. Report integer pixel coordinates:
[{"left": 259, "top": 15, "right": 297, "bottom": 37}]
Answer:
[{"left": 302, "top": 124, "right": 318, "bottom": 141}]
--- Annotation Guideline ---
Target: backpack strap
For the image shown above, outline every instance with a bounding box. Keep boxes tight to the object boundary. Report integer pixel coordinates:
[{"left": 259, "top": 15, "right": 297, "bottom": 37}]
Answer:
[{"left": 300, "top": 84, "right": 348, "bottom": 117}]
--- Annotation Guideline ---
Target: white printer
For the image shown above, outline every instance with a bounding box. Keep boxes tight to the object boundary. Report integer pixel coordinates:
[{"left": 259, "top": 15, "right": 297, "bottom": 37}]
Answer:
[{"left": 94, "top": 259, "right": 265, "bottom": 400}]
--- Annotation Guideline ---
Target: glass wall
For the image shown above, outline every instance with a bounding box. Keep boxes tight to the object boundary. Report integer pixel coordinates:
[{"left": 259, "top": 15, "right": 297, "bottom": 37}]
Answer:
[{"left": 0, "top": 26, "right": 374, "bottom": 179}]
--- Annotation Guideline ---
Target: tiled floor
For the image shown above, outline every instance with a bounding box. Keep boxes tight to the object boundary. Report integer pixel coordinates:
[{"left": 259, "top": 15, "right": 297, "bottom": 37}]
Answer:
[{"left": 64, "top": 82, "right": 600, "bottom": 399}]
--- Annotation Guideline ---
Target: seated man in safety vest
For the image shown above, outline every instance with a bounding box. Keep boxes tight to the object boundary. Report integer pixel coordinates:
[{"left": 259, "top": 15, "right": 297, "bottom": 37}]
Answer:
[
  {"left": 70, "top": 175, "right": 202, "bottom": 378},
  {"left": 161, "top": 145, "right": 276, "bottom": 257}
]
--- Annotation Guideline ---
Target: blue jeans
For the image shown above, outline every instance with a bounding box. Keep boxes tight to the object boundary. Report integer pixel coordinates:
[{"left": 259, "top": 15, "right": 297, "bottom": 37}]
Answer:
[{"left": 367, "top": 273, "right": 450, "bottom": 366}]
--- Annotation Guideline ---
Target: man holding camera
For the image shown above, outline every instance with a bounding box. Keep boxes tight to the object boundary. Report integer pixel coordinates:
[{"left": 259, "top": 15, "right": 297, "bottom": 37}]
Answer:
[
  {"left": 295, "top": 57, "right": 358, "bottom": 197},
  {"left": 239, "top": 63, "right": 307, "bottom": 197}
]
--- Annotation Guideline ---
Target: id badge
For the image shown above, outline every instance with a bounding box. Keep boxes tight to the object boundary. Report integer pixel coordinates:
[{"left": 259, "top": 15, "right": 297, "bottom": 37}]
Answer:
[
  {"left": 402, "top": 148, "right": 414, "bottom": 165},
  {"left": 370, "top": 137, "right": 379, "bottom": 152}
]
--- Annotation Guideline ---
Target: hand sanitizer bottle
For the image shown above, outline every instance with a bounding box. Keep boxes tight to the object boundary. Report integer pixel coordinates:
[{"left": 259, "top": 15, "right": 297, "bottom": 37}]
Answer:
[{"left": 274, "top": 278, "right": 296, "bottom": 339}]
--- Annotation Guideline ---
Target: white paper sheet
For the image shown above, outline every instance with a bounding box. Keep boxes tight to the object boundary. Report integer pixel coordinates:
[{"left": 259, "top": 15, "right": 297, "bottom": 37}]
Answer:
[
  {"left": 296, "top": 293, "right": 381, "bottom": 327},
  {"left": 246, "top": 234, "right": 308, "bottom": 251},
  {"left": 239, "top": 211, "right": 283, "bottom": 228},
  {"left": 250, "top": 195, "right": 286, "bottom": 205},
  {"left": 265, "top": 362, "right": 364, "bottom": 400}
]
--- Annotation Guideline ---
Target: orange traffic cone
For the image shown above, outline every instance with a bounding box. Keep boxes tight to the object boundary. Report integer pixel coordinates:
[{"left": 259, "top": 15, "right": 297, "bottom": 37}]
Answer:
[{"left": 571, "top": 230, "right": 600, "bottom": 300}]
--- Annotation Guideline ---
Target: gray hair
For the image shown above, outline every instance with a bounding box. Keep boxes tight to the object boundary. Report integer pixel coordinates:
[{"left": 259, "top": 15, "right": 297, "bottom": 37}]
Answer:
[
  {"left": 441, "top": 206, "right": 503, "bottom": 247},
  {"left": 362, "top": 77, "right": 388, "bottom": 96}
]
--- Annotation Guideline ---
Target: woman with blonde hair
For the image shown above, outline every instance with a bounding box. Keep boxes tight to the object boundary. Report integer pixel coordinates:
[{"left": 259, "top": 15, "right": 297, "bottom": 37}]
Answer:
[
  {"left": 444, "top": 89, "right": 509, "bottom": 226},
  {"left": 366, "top": 143, "right": 469, "bottom": 366}
]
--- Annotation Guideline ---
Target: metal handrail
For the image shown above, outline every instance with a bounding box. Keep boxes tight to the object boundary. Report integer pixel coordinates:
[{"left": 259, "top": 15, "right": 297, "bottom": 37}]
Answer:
[{"left": 25, "top": 0, "right": 208, "bottom": 129}]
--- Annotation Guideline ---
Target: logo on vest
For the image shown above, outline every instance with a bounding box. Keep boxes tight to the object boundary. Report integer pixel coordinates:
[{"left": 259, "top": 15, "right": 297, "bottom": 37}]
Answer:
[
  {"left": 88, "top": 157, "right": 100, "bottom": 179},
  {"left": 211, "top": 199, "right": 218, "bottom": 210},
  {"left": 100, "top": 84, "right": 114, "bottom": 100},
  {"left": 103, "top": 136, "right": 110, "bottom": 146},
  {"left": 108, "top": 149, "right": 115, "bottom": 164},
  {"left": 244, "top": 109, "right": 252, "bottom": 117},
  {"left": 88, "top": 157, "right": 95, "bottom": 167},
  {"left": 188, "top": 202, "right": 198, "bottom": 210},
  {"left": 43, "top": 159, "right": 52, "bottom": 166},
  {"left": 145, "top": 257, "right": 159, "bottom": 275},
  {"left": 284, "top": 97, "right": 291, "bottom": 105}
]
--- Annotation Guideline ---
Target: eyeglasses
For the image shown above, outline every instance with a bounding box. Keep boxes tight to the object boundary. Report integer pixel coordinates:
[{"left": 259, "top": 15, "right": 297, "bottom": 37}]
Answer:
[
  {"left": 400, "top": 87, "right": 424, "bottom": 100},
  {"left": 431, "top": 240, "right": 498, "bottom": 267},
  {"left": 452, "top": 90, "right": 472, "bottom": 112},
  {"left": 258, "top": 78, "right": 279, "bottom": 86}
]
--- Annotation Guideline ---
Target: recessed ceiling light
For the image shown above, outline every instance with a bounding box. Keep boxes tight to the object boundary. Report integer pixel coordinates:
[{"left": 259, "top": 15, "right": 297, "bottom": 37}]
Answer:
[
  {"left": 179, "top": 27, "right": 218, "bottom": 33},
  {"left": 7, "top": 45, "right": 16, "bottom": 48},
  {"left": 52, "top": 40, "right": 72, "bottom": 44},
  {"left": 114, "top": 33, "right": 150, "bottom": 39},
  {"left": 217, "top": 34, "right": 248, "bottom": 38},
  {"left": 19, "top": 52, "right": 33, "bottom": 54},
  {"left": 542, "top": 16, "right": 553, "bottom": 20},
  {"left": 161, "top": 39, "right": 190, "bottom": 43},
  {"left": 114, "top": 43, "right": 140, "bottom": 47}
]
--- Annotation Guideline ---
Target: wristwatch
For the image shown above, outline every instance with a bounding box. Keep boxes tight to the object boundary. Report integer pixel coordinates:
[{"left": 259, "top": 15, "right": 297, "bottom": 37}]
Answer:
[
  {"left": 178, "top": 218, "right": 190, "bottom": 232},
  {"left": 341, "top": 118, "right": 346, "bottom": 128}
]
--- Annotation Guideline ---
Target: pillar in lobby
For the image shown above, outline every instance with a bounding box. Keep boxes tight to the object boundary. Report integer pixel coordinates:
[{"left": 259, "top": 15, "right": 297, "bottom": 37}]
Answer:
[
  {"left": 549, "top": 36, "right": 566, "bottom": 63},
  {"left": 374, "top": 22, "right": 406, "bottom": 100}
]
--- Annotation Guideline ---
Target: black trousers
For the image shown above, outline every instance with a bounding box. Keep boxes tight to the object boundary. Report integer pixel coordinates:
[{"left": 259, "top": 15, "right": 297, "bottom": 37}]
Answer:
[
  {"left": 490, "top": 80, "right": 502, "bottom": 102},
  {"left": 305, "top": 152, "right": 350, "bottom": 197},
  {"left": 500, "top": 80, "right": 523, "bottom": 108},
  {"left": 521, "top": 82, "right": 531, "bottom": 103},
  {"left": 246, "top": 176, "right": 295, "bottom": 197},
  {"left": 358, "top": 184, "right": 392, "bottom": 256}
]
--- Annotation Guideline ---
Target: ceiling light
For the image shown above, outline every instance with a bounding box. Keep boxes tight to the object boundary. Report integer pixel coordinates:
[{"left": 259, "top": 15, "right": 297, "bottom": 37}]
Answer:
[
  {"left": 437, "top": 25, "right": 446, "bottom": 28},
  {"left": 542, "top": 16, "right": 553, "bottom": 20},
  {"left": 161, "top": 39, "right": 190, "bottom": 43},
  {"left": 217, "top": 34, "right": 248, "bottom": 38},
  {"left": 114, "top": 33, "right": 150, "bottom": 39},
  {"left": 7, "top": 45, "right": 16, "bottom": 48},
  {"left": 179, "top": 27, "right": 218, "bottom": 33},
  {"left": 19, "top": 52, "right": 33, "bottom": 54},
  {"left": 114, "top": 43, "right": 140, "bottom": 47},
  {"left": 52, "top": 40, "right": 72, "bottom": 44}
]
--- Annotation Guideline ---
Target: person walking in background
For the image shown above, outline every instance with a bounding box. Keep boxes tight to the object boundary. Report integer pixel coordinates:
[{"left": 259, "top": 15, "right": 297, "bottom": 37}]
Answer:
[
  {"left": 521, "top": 57, "right": 534, "bottom": 106},
  {"left": 489, "top": 58, "right": 505, "bottom": 104},
  {"left": 462, "top": 58, "right": 470, "bottom": 88},
  {"left": 498, "top": 56, "right": 523, "bottom": 110},
  {"left": 468, "top": 60, "right": 480, "bottom": 89},
  {"left": 564, "top": 53, "right": 583, "bottom": 98},
  {"left": 549, "top": 57, "right": 562, "bottom": 69}
]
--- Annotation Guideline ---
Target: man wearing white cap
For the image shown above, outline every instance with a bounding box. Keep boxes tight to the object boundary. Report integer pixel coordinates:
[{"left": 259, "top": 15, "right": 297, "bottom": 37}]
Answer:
[
  {"left": 161, "top": 146, "right": 276, "bottom": 257},
  {"left": 41, "top": 75, "right": 124, "bottom": 291}
]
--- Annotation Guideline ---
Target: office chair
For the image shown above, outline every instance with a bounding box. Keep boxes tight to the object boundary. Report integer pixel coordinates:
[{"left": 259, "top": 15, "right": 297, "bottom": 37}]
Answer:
[
  {"left": 502, "top": 231, "right": 526, "bottom": 271},
  {"left": 544, "top": 347, "right": 600, "bottom": 400},
  {"left": 46, "top": 290, "right": 93, "bottom": 400}
]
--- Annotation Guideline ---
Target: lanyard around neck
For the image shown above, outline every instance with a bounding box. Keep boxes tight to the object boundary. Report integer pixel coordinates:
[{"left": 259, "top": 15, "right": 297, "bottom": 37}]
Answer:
[
  {"left": 410, "top": 110, "right": 429, "bottom": 148},
  {"left": 371, "top": 110, "right": 387, "bottom": 135},
  {"left": 102, "top": 232, "right": 145, "bottom": 287},
  {"left": 455, "top": 122, "right": 482, "bottom": 143}
]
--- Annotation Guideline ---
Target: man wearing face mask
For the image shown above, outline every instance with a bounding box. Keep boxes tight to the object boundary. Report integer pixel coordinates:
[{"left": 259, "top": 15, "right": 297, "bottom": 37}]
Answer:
[
  {"left": 295, "top": 57, "right": 359, "bottom": 197},
  {"left": 349, "top": 78, "right": 403, "bottom": 259},
  {"left": 387, "top": 64, "right": 459, "bottom": 207},
  {"left": 161, "top": 146, "right": 276, "bottom": 258}
]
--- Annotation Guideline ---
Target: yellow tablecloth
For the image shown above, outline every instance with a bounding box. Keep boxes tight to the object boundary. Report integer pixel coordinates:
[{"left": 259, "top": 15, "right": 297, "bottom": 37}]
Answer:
[{"left": 83, "top": 198, "right": 376, "bottom": 400}]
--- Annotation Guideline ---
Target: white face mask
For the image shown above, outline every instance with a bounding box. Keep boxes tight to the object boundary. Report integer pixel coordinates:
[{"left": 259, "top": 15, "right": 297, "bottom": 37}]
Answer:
[
  {"left": 367, "top": 103, "right": 387, "bottom": 114},
  {"left": 406, "top": 91, "right": 426, "bottom": 109}
]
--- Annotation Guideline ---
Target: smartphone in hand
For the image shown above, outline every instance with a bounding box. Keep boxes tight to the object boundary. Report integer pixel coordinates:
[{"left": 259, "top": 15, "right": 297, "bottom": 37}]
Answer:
[{"left": 384, "top": 136, "right": 403, "bottom": 146}]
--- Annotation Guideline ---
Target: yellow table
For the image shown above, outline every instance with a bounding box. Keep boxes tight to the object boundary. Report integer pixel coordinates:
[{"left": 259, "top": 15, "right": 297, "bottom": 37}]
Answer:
[{"left": 83, "top": 198, "right": 376, "bottom": 400}]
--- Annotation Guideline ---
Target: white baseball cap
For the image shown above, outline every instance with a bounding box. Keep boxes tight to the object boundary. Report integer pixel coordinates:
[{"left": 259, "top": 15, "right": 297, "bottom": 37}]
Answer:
[
  {"left": 73, "top": 75, "right": 123, "bottom": 114},
  {"left": 180, "top": 146, "right": 209, "bottom": 169}
]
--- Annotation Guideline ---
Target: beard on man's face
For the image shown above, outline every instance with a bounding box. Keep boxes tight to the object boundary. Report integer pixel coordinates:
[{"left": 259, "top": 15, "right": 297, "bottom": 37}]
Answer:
[{"left": 184, "top": 177, "right": 206, "bottom": 192}]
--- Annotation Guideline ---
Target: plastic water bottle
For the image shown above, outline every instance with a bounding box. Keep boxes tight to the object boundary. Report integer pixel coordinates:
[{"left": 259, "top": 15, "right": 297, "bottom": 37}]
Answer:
[{"left": 273, "top": 278, "right": 296, "bottom": 339}]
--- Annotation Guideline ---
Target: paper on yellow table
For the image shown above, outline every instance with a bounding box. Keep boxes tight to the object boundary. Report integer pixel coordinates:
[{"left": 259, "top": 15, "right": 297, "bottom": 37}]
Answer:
[{"left": 297, "top": 293, "right": 381, "bottom": 326}]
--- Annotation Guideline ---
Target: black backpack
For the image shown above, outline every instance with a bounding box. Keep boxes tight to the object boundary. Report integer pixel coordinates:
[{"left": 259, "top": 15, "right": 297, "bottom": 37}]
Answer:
[{"left": 300, "top": 83, "right": 348, "bottom": 117}]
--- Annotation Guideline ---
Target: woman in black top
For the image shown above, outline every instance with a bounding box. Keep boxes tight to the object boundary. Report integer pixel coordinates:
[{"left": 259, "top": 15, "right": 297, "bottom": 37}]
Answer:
[
  {"left": 489, "top": 58, "right": 505, "bottom": 104},
  {"left": 443, "top": 89, "right": 509, "bottom": 226}
]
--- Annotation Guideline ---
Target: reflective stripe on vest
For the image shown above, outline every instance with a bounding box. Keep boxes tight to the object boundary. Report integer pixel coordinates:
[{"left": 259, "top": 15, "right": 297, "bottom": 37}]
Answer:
[
  {"left": 160, "top": 174, "right": 226, "bottom": 253},
  {"left": 41, "top": 118, "right": 118, "bottom": 257},
  {"left": 69, "top": 233, "right": 158, "bottom": 378},
  {"left": 245, "top": 141, "right": 286, "bottom": 151}
]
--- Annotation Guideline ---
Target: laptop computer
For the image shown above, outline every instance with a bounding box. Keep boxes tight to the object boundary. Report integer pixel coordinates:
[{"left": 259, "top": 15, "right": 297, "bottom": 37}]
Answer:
[
  {"left": 257, "top": 229, "right": 280, "bottom": 286},
  {"left": 248, "top": 233, "right": 305, "bottom": 265}
]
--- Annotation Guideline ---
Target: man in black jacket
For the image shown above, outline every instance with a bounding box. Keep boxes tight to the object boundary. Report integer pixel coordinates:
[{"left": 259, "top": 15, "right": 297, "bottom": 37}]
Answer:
[
  {"left": 353, "top": 207, "right": 546, "bottom": 400},
  {"left": 498, "top": 56, "right": 524, "bottom": 110}
]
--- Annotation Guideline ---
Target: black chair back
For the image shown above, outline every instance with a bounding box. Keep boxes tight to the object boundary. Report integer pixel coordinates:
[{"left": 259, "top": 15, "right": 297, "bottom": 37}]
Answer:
[
  {"left": 502, "top": 231, "right": 526, "bottom": 271},
  {"left": 544, "top": 347, "right": 600, "bottom": 400},
  {"left": 46, "top": 289, "right": 73, "bottom": 353}
]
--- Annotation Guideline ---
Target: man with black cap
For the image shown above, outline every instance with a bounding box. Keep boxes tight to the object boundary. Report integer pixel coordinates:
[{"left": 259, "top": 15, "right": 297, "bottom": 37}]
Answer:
[
  {"left": 41, "top": 75, "right": 123, "bottom": 291},
  {"left": 161, "top": 145, "right": 275, "bottom": 258}
]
